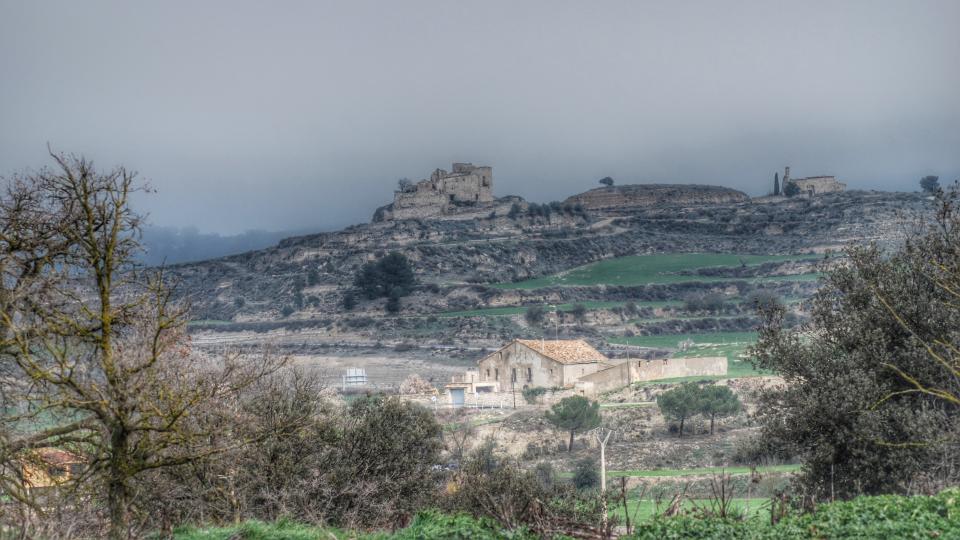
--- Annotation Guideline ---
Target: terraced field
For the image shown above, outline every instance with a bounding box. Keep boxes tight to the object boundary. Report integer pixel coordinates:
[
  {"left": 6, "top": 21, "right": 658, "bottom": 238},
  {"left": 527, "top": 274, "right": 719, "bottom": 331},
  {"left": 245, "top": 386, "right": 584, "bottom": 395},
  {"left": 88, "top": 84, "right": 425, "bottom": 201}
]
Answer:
[{"left": 493, "top": 253, "right": 822, "bottom": 289}]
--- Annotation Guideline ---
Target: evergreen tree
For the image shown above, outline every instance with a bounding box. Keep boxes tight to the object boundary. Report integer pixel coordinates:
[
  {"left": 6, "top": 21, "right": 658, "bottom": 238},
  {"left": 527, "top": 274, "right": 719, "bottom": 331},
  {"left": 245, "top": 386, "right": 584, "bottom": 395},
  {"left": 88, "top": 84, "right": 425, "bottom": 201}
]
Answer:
[
  {"left": 354, "top": 252, "right": 415, "bottom": 299},
  {"left": 697, "top": 385, "right": 741, "bottom": 434},
  {"left": 920, "top": 175, "right": 940, "bottom": 193},
  {"left": 545, "top": 396, "right": 602, "bottom": 452},
  {"left": 657, "top": 383, "right": 701, "bottom": 438},
  {"left": 774, "top": 172, "right": 781, "bottom": 196}
]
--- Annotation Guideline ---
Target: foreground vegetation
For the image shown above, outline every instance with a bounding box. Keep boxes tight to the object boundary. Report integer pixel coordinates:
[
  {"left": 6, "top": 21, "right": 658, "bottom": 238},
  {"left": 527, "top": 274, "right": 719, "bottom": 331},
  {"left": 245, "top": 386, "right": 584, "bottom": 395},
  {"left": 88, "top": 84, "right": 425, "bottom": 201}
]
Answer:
[{"left": 175, "top": 489, "right": 960, "bottom": 539}]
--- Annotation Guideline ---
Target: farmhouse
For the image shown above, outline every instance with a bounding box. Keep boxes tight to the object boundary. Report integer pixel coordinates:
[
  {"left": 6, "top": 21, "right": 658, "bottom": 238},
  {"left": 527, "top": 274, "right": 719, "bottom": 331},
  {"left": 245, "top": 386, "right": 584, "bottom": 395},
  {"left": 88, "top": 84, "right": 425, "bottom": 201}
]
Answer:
[
  {"left": 445, "top": 339, "right": 727, "bottom": 403},
  {"left": 19, "top": 447, "right": 85, "bottom": 490}
]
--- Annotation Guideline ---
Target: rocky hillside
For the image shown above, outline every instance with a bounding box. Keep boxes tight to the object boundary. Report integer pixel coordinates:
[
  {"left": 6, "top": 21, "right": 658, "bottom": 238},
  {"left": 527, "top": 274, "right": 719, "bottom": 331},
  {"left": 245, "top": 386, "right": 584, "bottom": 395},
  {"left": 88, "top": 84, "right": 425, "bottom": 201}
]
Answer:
[
  {"left": 168, "top": 190, "right": 928, "bottom": 349},
  {"left": 564, "top": 184, "right": 748, "bottom": 211}
]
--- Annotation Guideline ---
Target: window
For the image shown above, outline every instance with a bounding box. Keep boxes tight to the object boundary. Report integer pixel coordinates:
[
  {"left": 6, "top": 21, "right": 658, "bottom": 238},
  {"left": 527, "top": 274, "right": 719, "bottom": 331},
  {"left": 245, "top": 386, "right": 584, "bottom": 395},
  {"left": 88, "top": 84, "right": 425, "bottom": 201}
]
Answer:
[
  {"left": 495, "top": 368, "right": 499, "bottom": 381},
  {"left": 486, "top": 369, "right": 490, "bottom": 379},
  {"left": 512, "top": 368, "right": 517, "bottom": 382},
  {"left": 527, "top": 367, "right": 532, "bottom": 382}
]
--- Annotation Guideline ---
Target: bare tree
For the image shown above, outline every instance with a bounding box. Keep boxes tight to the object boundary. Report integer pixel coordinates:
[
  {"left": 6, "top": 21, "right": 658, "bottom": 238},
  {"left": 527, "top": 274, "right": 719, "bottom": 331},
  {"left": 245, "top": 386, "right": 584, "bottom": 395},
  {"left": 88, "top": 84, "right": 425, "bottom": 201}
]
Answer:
[{"left": 0, "top": 151, "right": 284, "bottom": 539}]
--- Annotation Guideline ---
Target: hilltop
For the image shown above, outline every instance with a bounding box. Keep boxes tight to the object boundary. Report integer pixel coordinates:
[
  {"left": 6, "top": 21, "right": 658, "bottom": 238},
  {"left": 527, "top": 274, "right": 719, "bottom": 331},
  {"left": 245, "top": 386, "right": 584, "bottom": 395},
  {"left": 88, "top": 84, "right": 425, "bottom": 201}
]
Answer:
[
  {"left": 564, "top": 184, "right": 748, "bottom": 211},
  {"left": 168, "top": 172, "right": 928, "bottom": 361}
]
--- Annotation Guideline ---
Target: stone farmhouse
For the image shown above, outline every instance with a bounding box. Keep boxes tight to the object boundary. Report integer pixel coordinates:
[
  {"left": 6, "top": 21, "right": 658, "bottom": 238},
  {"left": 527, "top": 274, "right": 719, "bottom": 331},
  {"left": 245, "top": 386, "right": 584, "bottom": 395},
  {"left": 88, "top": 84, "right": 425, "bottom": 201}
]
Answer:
[
  {"left": 445, "top": 339, "right": 726, "bottom": 404},
  {"left": 782, "top": 166, "right": 846, "bottom": 196},
  {"left": 373, "top": 162, "right": 493, "bottom": 221}
]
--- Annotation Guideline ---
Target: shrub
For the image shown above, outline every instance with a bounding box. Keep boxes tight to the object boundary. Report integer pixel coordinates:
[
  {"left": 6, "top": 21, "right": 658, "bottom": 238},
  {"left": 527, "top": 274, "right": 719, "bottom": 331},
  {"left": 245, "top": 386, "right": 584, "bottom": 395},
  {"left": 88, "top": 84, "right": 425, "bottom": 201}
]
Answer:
[
  {"left": 572, "top": 458, "right": 599, "bottom": 490},
  {"left": 354, "top": 252, "right": 416, "bottom": 300},
  {"left": 521, "top": 386, "right": 548, "bottom": 404},
  {"left": 524, "top": 306, "right": 546, "bottom": 326}
]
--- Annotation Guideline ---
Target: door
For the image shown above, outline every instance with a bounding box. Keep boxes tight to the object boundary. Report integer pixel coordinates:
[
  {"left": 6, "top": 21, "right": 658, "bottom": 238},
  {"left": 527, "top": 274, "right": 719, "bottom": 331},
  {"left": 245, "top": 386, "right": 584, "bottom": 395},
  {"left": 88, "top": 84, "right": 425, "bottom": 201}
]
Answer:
[{"left": 450, "top": 388, "right": 465, "bottom": 408}]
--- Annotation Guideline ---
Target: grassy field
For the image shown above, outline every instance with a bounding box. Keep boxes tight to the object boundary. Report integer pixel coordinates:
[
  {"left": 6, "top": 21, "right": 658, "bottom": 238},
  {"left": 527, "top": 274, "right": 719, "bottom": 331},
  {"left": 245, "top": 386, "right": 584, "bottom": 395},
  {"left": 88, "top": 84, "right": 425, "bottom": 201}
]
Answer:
[
  {"left": 612, "top": 497, "right": 768, "bottom": 521},
  {"left": 604, "top": 464, "right": 800, "bottom": 479},
  {"left": 439, "top": 300, "right": 681, "bottom": 318},
  {"left": 558, "top": 464, "right": 799, "bottom": 481},
  {"left": 493, "top": 253, "right": 821, "bottom": 290},
  {"left": 609, "top": 331, "right": 757, "bottom": 355}
]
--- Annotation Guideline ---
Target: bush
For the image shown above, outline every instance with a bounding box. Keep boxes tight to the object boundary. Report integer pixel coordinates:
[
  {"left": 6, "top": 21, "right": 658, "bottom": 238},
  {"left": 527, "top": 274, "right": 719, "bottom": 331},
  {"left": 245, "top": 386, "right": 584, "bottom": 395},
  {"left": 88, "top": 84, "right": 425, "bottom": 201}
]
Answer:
[
  {"left": 572, "top": 458, "right": 599, "bottom": 490},
  {"left": 521, "top": 386, "right": 548, "bottom": 404},
  {"left": 524, "top": 306, "right": 546, "bottom": 326},
  {"left": 354, "top": 252, "right": 416, "bottom": 300},
  {"left": 386, "top": 291, "right": 401, "bottom": 314}
]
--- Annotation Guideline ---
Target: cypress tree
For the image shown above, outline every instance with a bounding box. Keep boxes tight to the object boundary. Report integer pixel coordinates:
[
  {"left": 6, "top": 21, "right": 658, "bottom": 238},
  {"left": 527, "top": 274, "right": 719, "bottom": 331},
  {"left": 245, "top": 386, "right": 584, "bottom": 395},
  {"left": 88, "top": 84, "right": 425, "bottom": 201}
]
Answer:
[{"left": 774, "top": 172, "right": 781, "bottom": 196}]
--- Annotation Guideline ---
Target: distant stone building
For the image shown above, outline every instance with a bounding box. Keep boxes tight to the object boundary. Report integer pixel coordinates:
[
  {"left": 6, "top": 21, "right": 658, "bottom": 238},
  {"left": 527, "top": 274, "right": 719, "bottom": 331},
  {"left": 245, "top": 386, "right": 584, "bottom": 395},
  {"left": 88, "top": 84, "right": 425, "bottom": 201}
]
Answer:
[
  {"left": 782, "top": 166, "right": 845, "bottom": 196},
  {"left": 373, "top": 163, "right": 493, "bottom": 221},
  {"left": 444, "top": 338, "right": 727, "bottom": 402}
]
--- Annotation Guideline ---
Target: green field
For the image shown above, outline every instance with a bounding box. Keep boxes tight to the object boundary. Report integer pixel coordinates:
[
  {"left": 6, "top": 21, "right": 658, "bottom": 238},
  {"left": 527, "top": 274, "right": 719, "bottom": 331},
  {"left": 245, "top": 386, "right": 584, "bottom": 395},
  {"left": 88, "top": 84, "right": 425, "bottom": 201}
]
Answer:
[
  {"left": 604, "top": 464, "right": 800, "bottom": 479},
  {"left": 608, "top": 331, "right": 757, "bottom": 353},
  {"left": 439, "top": 300, "right": 681, "bottom": 318},
  {"left": 613, "top": 497, "right": 767, "bottom": 521},
  {"left": 494, "top": 253, "right": 822, "bottom": 290}
]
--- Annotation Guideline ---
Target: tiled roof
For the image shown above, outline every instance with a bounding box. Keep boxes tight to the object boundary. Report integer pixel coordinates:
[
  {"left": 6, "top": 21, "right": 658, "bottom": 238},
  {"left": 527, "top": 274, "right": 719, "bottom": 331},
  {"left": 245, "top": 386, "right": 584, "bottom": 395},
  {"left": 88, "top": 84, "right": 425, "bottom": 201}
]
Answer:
[
  {"left": 515, "top": 339, "right": 608, "bottom": 365},
  {"left": 34, "top": 448, "right": 83, "bottom": 465}
]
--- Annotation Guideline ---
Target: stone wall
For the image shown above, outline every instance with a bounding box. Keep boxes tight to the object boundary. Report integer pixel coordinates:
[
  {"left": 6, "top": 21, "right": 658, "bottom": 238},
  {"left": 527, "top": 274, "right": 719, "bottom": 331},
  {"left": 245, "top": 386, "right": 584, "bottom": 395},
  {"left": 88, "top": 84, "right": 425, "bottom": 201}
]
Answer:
[
  {"left": 577, "top": 356, "right": 728, "bottom": 395},
  {"left": 790, "top": 176, "right": 846, "bottom": 195}
]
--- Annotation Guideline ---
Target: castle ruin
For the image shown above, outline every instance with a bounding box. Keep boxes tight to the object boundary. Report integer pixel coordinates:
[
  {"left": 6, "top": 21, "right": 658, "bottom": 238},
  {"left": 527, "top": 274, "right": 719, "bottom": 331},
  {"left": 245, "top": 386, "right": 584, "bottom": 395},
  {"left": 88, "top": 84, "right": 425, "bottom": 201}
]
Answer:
[
  {"left": 781, "top": 166, "right": 846, "bottom": 196},
  {"left": 374, "top": 163, "right": 493, "bottom": 221}
]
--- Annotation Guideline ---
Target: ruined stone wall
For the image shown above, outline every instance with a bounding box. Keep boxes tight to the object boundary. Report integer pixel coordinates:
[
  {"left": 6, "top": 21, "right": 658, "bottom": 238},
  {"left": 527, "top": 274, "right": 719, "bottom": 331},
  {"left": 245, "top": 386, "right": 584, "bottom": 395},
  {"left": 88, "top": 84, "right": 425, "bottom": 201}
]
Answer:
[
  {"left": 791, "top": 176, "right": 846, "bottom": 195},
  {"left": 376, "top": 163, "right": 493, "bottom": 221}
]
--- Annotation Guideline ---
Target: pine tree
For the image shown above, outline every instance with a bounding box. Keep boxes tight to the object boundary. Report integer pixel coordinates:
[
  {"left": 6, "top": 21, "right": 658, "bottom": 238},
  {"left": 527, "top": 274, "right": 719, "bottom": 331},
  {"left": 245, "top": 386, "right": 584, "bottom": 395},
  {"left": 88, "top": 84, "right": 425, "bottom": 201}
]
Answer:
[{"left": 774, "top": 172, "right": 781, "bottom": 196}]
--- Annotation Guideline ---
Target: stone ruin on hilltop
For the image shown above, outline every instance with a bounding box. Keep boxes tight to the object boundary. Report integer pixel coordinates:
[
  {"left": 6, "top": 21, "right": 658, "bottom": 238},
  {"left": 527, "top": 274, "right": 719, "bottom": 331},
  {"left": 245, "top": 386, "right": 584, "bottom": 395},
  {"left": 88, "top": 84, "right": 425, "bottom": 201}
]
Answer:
[{"left": 373, "top": 162, "right": 494, "bottom": 221}]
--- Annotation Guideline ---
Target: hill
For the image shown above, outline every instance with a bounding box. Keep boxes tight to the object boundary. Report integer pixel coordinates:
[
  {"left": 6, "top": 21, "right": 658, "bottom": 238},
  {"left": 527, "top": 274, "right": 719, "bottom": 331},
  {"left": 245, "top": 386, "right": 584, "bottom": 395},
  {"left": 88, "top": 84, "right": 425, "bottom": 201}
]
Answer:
[
  {"left": 168, "top": 188, "right": 929, "bottom": 359},
  {"left": 564, "top": 184, "right": 749, "bottom": 211}
]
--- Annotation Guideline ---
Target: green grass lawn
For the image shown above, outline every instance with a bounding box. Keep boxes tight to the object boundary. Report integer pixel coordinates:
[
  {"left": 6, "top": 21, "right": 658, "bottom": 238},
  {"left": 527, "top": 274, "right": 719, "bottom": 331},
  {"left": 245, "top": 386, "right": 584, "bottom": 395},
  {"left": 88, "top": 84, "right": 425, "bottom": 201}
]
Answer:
[{"left": 493, "top": 253, "right": 821, "bottom": 290}]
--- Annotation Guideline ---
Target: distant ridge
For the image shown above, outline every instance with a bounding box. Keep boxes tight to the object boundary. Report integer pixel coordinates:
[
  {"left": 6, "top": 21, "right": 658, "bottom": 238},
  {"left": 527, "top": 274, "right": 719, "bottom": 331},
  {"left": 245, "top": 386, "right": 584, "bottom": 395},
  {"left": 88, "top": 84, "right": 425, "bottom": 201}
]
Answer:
[{"left": 564, "top": 184, "right": 749, "bottom": 211}]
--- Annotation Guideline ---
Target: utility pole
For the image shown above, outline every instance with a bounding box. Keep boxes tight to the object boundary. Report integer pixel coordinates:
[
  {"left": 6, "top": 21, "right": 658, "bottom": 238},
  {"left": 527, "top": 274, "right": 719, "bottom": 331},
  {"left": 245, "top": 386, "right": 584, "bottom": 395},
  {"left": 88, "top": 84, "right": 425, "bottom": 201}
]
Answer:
[{"left": 594, "top": 427, "right": 615, "bottom": 533}]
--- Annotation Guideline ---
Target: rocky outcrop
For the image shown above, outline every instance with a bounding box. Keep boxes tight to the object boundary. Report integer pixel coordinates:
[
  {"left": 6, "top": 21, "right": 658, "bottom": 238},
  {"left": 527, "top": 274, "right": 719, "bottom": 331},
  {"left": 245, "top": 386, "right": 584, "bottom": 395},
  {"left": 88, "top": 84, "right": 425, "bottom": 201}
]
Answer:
[{"left": 564, "top": 184, "right": 749, "bottom": 211}]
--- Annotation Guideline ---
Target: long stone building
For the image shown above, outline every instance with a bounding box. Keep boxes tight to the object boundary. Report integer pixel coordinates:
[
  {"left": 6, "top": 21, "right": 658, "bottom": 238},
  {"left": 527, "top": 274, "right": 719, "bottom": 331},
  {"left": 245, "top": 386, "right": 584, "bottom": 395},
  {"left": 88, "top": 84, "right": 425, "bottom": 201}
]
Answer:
[
  {"left": 444, "top": 339, "right": 727, "bottom": 403},
  {"left": 373, "top": 162, "right": 493, "bottom": 221}
]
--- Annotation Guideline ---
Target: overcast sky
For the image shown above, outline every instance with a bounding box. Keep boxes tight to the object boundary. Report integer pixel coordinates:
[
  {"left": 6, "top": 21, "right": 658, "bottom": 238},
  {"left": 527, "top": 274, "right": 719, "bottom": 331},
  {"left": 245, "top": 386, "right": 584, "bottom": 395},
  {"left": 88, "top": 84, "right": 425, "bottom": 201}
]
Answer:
[{"left": 1, "top": 1, "right": 958, "bottom": 234}]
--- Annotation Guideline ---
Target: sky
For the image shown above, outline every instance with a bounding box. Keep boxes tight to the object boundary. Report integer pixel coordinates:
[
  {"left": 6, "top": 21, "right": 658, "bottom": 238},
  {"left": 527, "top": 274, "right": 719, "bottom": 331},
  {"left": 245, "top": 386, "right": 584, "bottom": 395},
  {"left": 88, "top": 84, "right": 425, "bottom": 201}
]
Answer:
[{"left": 1, "top": 1, "right": 958, "bottom": 234}]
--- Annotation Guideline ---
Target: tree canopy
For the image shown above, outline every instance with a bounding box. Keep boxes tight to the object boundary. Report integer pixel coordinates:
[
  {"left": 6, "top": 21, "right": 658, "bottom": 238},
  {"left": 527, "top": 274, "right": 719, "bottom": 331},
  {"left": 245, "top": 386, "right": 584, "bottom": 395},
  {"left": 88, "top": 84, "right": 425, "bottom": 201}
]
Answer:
[
  {"left": 750, "top": 189, "right": 960, "bottom": 498},
  {"left": 354, "top": 252, "right": 416, "bottom": 300},
  {"left": 697, "top": 385, "right": 741, "bottom": 434},
  {"left": 545, "top": 396, "right": 601, "bottom": 452},
  {"left": 656, "top": 383, "right": 702, "bottom": 438},
  {"left": 920, "top": 175, "right": 940, "bottom": 193}
]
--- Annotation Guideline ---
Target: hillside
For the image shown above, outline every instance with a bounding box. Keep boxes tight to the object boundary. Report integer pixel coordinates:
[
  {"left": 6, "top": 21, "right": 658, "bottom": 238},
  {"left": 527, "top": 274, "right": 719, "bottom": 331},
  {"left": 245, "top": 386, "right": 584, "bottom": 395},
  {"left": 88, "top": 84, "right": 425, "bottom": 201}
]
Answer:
[
  {"left": 564, "top": 184, "right": 749, "bottom": 211},
  {"left": 169, "top": 189, "right": 929, "bottom": 360}
]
